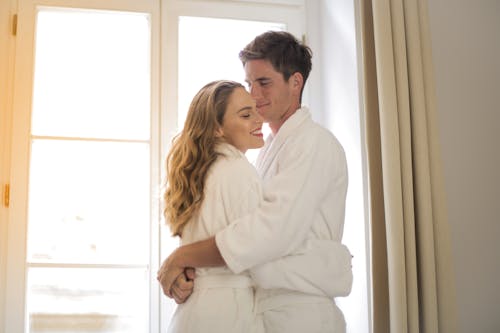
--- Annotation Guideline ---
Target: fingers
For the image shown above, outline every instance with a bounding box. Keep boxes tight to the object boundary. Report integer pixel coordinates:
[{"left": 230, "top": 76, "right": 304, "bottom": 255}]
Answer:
[
  {"left": 157, "top": 270, "right": 178, "bottom": 298},
  {"left": 185, "top": 267, "right": 196, "bottom": 281},
  {"left": 156, "top": 253, "right": 193, "bottom": 300},
  {"left": 171, "top": 287, "right": 185, "bottom": 304},
  {"left": 158, "top": 275, "right": 173, "bottom": 298},
  {"left": 170, "top": 270, "right": 194, "bottom": 304},
  {"left": 157, "top": 265, "right": 187, "bottom": 299},
  {"left": 171, "top": 281, "right": 194, "bottom": 304}
]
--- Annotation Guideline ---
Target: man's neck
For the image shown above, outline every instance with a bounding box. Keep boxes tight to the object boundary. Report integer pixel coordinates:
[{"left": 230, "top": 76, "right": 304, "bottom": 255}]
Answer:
[{"left": 269, "top": 106, "right": 301, "bottom": 135}]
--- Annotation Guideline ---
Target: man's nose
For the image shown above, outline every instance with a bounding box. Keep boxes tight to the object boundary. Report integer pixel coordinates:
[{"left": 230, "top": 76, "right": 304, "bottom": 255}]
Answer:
[{"left": 249, "top": 84, "right": 262, "bottom": 99}]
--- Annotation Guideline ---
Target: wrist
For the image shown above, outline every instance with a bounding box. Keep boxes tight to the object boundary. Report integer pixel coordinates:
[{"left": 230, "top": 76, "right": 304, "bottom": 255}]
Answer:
[{"left": 171, "top": 246, "right": 187, "bottom": 268}]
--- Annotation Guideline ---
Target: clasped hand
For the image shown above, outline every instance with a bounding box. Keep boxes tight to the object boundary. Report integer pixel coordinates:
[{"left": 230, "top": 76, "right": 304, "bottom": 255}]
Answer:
[{"left": 157, "top": 251, "right": 195, "bottom": 304}]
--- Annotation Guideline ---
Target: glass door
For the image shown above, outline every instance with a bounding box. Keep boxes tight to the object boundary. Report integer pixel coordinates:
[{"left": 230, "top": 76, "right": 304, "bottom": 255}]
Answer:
[
  {"left": 5, "top": 0, "right": 306, "bottom": 331},
  {"left": 6, "top": 1, "right": 160, "bottom": 332}
]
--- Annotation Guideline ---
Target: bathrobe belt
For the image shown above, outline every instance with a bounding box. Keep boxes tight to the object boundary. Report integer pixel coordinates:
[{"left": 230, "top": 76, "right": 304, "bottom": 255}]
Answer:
[
  {"left": 193, "top": 275, "right": 254, "bottom": 291},
  {"left": 255, "top": 291, "right": 334, "bottom": 314}
]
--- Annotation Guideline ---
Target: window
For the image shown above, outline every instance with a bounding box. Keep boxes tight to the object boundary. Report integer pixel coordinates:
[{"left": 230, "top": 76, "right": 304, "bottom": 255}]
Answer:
[
  {"left": 3, "top": 1, "right": 307, "bottom": 332},
  {"left": 5, "top": 1, "right": 160, "bottom": 332},
  {"left": 3, "top": 1, "right": 369, "bottom": 332},
  {"left": 160, "top": 0, "right": 304, "bottom": 166},
  {"left": 176, "top": 16, "right": 283, "bottom": 162},
  {"left": 159, "top": 2, "right": 303, "bottom": 329}
]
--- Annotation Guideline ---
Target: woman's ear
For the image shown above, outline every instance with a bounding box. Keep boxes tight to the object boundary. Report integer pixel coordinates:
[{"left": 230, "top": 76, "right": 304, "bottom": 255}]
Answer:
[{"left": 214, "top": 127, "right": 224, "bottom": 138}]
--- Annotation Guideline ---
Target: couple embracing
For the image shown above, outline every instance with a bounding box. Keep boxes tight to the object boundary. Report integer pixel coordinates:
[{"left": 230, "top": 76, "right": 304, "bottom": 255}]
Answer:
[{"left": 158, "top": 31, "right": 353, "bottom": 333}]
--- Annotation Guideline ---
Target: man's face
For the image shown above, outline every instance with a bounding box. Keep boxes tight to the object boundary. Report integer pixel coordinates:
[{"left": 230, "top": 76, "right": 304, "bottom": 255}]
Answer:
[{"left": 244, "top": 59, "right": 295, "bottom": 126}]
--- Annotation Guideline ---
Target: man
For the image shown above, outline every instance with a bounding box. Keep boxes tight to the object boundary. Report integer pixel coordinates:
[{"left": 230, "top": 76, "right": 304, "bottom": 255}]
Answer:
[{"left": 158, "top": 31, "right": 352, "bottom": 332}]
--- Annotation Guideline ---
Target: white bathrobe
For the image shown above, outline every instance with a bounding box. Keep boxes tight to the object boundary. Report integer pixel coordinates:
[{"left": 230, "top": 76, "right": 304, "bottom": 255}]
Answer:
[
  {"left": 167, "top": 143, "right": 261, "bottom": 333},
  {"left": 216, "top": 107, "right": 353, "bottom": 333}
]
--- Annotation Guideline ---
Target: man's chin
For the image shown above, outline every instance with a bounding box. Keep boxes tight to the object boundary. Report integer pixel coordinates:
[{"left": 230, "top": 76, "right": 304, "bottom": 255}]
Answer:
[{"left": 257, "top": 110, "right": 270, "bottom": 121}]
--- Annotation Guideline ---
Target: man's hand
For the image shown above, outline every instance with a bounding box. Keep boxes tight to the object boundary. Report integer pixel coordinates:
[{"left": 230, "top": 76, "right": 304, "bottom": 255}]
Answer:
[
  {"left": 157, "top": 237, "right": 224, "bottom": 300},
  {"left": 170, "top": 268, "right": 195, "bottom": 304},
  {"left": 157, "top": 250, "right": 185, "bottom": 298}
]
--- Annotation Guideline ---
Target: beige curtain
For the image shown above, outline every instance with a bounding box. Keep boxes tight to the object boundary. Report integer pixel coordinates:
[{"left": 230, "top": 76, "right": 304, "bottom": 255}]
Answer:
[{"left": 358, "top": 0, "right": 457, "bottom": 332}]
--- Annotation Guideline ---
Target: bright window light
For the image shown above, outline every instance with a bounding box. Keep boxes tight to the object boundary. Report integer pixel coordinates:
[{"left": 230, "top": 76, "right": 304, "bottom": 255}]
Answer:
[
  {"left": 32, "top": 9, "right": 151, "bottom": 140},
  {"left": 177, "top": 17, "right": 283, "bottom": 163},
  {"left": 26, "top": 8, "right": 152, "bottom": 333}
]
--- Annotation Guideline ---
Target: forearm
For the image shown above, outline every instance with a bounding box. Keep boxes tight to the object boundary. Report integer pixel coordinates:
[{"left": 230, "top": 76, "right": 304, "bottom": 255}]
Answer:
[
  {"left": 250, "top": 240, "right": 353, "bottom": 297},
  {"left": 173, "top": 236, "right": 226, "bottom": 268},
  {"left": 158, "top": 236, "right": 225, "bottom": 298},
  {"left": 216, "top": 138, "right": 346, "bottom": 273}
]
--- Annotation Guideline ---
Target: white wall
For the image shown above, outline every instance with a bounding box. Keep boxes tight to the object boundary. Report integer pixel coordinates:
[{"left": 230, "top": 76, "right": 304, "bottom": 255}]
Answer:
[
  {"left": 427, "top": 1, "right": 500, "bottom": 332},
  {"left": 306, "top": 1, "right": 370, "bottom": 332}
]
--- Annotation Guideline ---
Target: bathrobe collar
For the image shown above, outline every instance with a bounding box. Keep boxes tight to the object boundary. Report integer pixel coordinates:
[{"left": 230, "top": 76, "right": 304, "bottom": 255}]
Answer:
[
  {"left": 256, "top": 107, "right": 311, "bottom": 175},
  {"left": 215, "top": 141, "right": 246, "bottom": 159}
]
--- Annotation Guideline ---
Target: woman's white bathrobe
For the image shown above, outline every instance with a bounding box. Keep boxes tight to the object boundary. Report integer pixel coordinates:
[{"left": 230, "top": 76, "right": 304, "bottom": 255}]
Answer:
[
  {"left": 168, "top": 144, "right": 262, "bottom": 333},
  {"left": 167, "top": 143, "right": 262, "bottom": 333},
  {"left": 216, "top": 107, "right": 353, "bottom": 333}
]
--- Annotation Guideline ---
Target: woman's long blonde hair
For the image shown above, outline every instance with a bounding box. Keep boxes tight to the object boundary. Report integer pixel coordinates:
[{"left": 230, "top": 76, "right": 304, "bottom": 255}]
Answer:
[{"left": 164, "top": 80, "right": 244, "bottom": 236}]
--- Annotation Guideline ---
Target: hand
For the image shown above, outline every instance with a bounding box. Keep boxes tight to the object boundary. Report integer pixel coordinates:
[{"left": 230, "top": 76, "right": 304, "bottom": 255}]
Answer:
[
  {"left": 157, "top": 249, "right": 185, "bottom": 298},
  {"left": 157, "top": 237, "right": 223, "bottom": 299},
  {"left": 170, "top": 268, "right": 195, "bottom": 304}
]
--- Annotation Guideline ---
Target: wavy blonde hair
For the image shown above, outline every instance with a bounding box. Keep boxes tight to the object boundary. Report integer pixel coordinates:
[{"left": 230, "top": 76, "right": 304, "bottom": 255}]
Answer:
[{"left": 164, "top": 80, "right": 244, "bottom": 236}]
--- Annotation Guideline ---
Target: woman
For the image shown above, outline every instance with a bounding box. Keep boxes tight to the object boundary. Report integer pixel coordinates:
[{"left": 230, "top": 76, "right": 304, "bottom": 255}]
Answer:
[{"left": 163, "top": 80, "right": 264, "bottom": 333}]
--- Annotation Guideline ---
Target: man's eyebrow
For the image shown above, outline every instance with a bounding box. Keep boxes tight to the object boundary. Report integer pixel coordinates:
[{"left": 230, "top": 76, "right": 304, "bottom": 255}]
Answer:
[{"left": 246, "top": 77, "right": 271, "bottom": 84}]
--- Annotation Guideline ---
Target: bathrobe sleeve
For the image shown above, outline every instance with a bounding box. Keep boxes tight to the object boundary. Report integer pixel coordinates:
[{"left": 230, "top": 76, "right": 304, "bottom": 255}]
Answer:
[
  {"left": 250, "top": 239, "right": 353, "bottom": 297},
  {"left": 216, "top": 129, "right": 348, "bottom": 273}
]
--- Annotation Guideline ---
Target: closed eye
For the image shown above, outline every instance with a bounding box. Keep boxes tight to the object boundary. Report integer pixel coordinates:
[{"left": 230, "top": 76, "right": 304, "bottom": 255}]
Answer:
[
  {"left": 257, "top": 79, "right": 271, "bottom": 86},
  {"left": 237, "top": 106, "right": 253, "bottom": 118}
]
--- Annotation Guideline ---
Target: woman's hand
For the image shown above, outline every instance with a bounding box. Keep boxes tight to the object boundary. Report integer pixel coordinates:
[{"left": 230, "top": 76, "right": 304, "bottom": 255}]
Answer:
[
  {"left": 170, "top": 268, "right": 195, "bottom": 304},
  {"left": 157, "top": 237, "right": 224, "bottom": 300}
]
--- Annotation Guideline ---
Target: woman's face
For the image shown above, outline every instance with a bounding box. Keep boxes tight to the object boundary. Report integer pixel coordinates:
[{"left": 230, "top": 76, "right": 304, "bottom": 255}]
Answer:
[{"left": 220, "top": 87, "right": 264, "bottom": 153}]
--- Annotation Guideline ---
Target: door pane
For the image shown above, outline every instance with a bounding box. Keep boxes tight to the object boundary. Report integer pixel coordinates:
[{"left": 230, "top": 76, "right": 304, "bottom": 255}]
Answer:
[
  {"left": 24, "top": 7, "right": 153, "bottom": 333},
  {"left": 177, "top": 16, "right": 284, "bottom": 130},
  {"left": 27, "top": 139, "right": 150, "bottom": 265},
  {"left": 28, "top": 267, "right": 149, "bottom": 333},
  {"left": 177, "top": 17, "right": 282, "bottom": 163},
  {"left": 31, "top": 8, "right": 151, "bottom": 140}
]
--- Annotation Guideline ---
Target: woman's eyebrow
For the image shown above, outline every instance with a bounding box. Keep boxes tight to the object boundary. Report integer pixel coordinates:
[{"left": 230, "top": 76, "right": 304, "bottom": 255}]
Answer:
[{"left": 237, "top": 106, "right": 252, "bottom": 113}]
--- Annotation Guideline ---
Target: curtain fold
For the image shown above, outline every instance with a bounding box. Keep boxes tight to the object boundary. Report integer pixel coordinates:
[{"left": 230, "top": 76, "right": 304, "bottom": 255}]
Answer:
[{"left": 359, "top": 0, "right": 457, "bottom": 332}]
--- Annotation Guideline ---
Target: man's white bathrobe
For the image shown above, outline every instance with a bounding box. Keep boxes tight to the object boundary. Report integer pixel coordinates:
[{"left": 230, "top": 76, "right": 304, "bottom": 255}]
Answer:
[
  {"left": 216, "top": 107, "right": 353, "bottom": 333},
  {"left": 167, "top": 143, "right": 261, "bottom": 333}
]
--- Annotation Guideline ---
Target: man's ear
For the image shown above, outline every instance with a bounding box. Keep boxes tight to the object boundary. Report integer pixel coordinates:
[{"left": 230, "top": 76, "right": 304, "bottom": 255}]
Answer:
[{"left": 291, "top": 72, "right": 304, "bottom": 90}]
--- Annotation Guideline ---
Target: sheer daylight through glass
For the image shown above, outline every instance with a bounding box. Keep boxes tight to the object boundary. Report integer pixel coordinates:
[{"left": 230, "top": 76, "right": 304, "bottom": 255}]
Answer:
[
  {"left": 27, "top": 8, "right": 152, "bottom": 333},
  {"left": 177, "top": 17, "right": 283, "bottom": 163}
]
